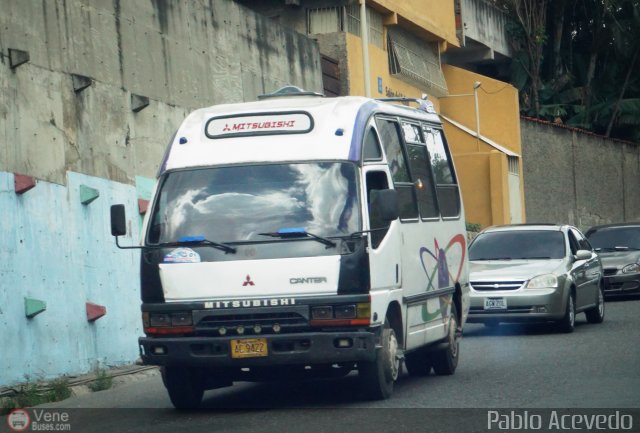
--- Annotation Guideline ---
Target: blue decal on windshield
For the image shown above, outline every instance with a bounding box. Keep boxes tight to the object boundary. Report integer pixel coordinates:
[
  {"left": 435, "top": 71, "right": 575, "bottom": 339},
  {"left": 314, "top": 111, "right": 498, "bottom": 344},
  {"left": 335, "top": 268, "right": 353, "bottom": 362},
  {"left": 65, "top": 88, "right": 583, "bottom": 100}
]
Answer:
[
  {"left": 277, "top": 227, "right": 306, "bottom": 235},
  {"left": 178, "top": 235, "right": 205, "bottom": 242}
]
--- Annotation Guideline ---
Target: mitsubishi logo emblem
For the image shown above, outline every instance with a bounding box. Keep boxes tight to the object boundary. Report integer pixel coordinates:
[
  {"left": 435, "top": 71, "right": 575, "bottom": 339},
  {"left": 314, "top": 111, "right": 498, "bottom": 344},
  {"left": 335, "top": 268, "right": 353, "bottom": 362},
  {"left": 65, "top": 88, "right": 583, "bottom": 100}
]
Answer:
[
  {"left": 243, "top": 275, "right": 255, "bottom": 286},
  {"left": 494, "top": 284, "right": 500, "bottom": 289}
]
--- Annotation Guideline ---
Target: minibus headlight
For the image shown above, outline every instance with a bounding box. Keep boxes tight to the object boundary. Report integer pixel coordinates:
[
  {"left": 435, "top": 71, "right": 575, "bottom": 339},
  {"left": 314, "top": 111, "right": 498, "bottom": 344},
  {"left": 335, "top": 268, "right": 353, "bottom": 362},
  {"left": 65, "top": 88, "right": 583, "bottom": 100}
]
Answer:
[
  {"left": 149, "top": 313, "right": 171, "bottom": 327},
  {"left": 311, "top": 306, "right": 333, "bottom": 320},
  {"left": 334, "top": 305, "right": 357, "bottom": 319}
]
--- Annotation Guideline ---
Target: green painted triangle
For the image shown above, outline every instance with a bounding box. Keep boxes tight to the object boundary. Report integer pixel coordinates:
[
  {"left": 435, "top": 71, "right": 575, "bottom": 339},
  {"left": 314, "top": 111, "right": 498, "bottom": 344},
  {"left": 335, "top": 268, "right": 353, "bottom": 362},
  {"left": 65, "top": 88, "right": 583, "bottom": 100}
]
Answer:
[
  {"left": 25, "top": 297, "right": 47, "bottom": 318},
  {"left": 80, "top": 184, "right": 100, "bottom": 205}
]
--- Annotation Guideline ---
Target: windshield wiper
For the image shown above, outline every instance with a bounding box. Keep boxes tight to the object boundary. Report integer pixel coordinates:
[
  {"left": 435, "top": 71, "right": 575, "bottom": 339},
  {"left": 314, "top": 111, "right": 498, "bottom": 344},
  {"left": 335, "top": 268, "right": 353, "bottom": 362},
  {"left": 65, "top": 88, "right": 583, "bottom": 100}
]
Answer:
[
  {"left": 259, "top": 227, "right": 337, "bottom": 248},
  {"left": 155, "top": 235, "right": 237, "bottom": 254},
  {"left": 516, "top": 256, "right": 552, "bottom": 259}
]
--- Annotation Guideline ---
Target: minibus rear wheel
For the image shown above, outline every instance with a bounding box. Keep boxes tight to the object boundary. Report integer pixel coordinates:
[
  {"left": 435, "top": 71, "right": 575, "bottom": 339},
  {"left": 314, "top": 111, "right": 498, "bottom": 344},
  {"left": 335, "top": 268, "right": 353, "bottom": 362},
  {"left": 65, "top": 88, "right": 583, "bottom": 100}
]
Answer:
[{"left": 431, "top": 303, "right": 460, "bottom": 375}]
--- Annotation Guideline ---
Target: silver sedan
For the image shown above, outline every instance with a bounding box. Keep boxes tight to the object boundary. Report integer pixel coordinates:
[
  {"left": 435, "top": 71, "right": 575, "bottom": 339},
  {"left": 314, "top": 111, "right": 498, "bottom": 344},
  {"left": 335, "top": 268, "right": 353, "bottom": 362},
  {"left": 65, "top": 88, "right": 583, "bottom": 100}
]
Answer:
[{"left": 467, "top": 224, "right": 604, "bottom": 332}]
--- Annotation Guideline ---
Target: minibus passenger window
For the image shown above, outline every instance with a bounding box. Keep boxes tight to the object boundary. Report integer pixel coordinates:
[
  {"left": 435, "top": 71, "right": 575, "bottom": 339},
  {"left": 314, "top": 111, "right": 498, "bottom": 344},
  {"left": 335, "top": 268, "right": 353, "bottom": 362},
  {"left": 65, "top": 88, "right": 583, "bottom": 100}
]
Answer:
[
  {"left": 376, "top": 119, "right": 418, "bottom": 220},
  {"left": 407, "top": 144, "right": 439, "bottom": 219},
  {"left": 425, "top": 129, "right": 461, "bottom": 217}
]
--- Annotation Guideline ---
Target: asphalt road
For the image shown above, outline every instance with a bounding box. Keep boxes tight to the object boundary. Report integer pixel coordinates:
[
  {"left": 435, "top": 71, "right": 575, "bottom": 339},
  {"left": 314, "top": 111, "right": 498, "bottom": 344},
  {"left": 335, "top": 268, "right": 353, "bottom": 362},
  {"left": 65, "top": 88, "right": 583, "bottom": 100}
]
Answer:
[{"left": 22, "top": 298, "right": 640, "bottom": 432}]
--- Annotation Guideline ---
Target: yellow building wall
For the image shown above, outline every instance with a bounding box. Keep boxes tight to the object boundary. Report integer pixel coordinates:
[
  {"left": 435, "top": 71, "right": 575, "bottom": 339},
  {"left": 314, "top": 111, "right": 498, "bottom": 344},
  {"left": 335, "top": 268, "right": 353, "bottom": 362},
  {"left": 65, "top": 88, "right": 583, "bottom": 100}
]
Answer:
[
  {"left": 440, "top": 65, "right": 526, "bottom": 228},
  {"left": 343, "top": 14, "right": 525, "bottom": 230},
  {"left": 441, "top": 65, "right": 522, "bottom": 156},
  {"left": 454, "top": 151, "right": 512, "bottom": 228},
  {"left": 346, "top": 33, "right": 427, "bottom": 98},
  {"left": 369, "top": 0, "right": 458, "bottom": 48}
]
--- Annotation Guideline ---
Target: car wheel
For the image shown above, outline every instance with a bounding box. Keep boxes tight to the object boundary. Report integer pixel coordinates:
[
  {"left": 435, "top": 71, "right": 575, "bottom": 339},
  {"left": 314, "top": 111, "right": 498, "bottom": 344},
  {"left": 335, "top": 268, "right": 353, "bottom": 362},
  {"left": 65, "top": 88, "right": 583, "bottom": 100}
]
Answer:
[
  {"left": 585, "top": 282, "right": 605, "bottom": 324},
  {"left": 431, "top": 303, "right": 460, "bottom": 375},
  {"left": 164, "top": 366, "right": 204, "bottom": 410},
  {"left": 404, "top": 349, "right": 432, "bottom": 377},
  {"left": 358, "top": 320, "right": 400, "bottom": 400},
  {"left": 557, "top": 292, "right": 575, "bottom": 333}
]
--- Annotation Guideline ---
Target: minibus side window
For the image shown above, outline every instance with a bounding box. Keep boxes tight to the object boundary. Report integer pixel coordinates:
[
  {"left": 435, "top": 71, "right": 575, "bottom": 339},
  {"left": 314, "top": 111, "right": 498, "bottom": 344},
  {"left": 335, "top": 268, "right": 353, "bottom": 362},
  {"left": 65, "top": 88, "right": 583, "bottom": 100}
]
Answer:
[
  {"left": 401, "top": 121, "right": 439, "bottom": 220},
  {"left": 425, "top": 128, "right": 461, "bottom": 218},
  {"left": 376, "top": 118, "right": 419, "bottom": 221},
  {"left": 366, "top": 171, "right": 390, "bottom": 249},
  {"left": 363, "top": 128, "right": 383, "bottom": 161}
]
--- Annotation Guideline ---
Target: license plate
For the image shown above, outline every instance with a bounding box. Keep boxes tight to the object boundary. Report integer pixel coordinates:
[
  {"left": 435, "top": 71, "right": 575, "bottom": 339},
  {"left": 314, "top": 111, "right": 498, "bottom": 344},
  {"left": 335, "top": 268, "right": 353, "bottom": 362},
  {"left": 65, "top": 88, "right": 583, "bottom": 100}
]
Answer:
[
  {"left": 484, "top": 298, "right": 507, "bottom": 310},
  {"left": 231, "top": 338, "right": 268, "bottom": 359}
]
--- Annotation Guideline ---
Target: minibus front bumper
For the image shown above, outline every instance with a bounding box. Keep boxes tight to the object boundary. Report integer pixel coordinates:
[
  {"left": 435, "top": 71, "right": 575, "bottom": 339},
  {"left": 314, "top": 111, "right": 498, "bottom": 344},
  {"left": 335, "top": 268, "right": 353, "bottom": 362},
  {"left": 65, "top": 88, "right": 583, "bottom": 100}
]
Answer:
[{"left": 139, "top": 330, "right": 377, "bottom": 367}]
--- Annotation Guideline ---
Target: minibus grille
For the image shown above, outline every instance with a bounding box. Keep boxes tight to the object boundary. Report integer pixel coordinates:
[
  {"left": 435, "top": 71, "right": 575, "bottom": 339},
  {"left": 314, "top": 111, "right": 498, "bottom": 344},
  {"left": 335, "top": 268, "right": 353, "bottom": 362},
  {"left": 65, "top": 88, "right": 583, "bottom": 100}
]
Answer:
[{"left": 195, "top": 312, "right": 309, "bottom": 336}]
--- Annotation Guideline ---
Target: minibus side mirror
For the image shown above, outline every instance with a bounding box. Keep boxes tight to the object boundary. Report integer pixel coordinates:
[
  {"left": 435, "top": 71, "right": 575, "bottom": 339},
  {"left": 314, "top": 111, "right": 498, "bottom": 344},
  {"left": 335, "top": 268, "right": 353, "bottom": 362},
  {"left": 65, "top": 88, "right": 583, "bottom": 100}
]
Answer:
[
  {"left": 110, "top": 204, "right": 127, "bottom": 237},
  {"left": 372, "top": 189, "right": 399, "bottom": 222}
]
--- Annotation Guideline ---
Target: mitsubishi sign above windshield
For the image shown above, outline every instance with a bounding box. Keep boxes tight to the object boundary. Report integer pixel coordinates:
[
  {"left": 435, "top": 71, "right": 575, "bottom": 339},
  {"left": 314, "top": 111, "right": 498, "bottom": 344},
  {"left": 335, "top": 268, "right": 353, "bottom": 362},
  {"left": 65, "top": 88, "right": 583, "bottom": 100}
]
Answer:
[{"left": 205, "top": 111, "right": 314, "bottom": 139}]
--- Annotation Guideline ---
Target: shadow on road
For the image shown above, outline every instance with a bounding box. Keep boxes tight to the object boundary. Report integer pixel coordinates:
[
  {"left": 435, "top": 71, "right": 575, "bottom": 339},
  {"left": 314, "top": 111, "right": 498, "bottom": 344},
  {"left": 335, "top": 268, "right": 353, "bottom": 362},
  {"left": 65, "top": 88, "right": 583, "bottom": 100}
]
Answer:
[{"left": 463, "top": 320, "right": 590, "bottom": 338}]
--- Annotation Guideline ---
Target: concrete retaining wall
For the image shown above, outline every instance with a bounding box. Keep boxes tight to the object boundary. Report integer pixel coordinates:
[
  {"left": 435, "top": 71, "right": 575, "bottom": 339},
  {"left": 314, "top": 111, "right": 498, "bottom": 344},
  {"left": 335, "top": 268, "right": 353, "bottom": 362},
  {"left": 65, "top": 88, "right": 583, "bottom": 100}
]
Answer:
[
  {"left": 521, "top": 119, "right": 640, "bottom": 230},
  {"left": 0, "top": 0, "right": 322, "bottom": 386},
  {"left": 0, "top": 0, "right": 322, "bottom": 185},
  {"left": 0, "top": 171, "right": 142, "bottom": 385}
]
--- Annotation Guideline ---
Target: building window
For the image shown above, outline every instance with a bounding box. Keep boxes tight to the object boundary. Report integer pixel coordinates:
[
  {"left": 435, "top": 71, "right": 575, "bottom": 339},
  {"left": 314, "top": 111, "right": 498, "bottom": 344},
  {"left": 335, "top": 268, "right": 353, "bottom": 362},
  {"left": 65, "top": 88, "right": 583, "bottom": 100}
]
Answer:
[
  {"left": 387, "top": 27, "right": 448, "bottom": 97},
  {"left": 307, "top": 7, "right": 343, "bottom": 34},
  {"left": 308, "top": 6, "right": 383, "bottom": 48},
  {"left": 508, "top": 155, "right": 519, "bottom": 174}
]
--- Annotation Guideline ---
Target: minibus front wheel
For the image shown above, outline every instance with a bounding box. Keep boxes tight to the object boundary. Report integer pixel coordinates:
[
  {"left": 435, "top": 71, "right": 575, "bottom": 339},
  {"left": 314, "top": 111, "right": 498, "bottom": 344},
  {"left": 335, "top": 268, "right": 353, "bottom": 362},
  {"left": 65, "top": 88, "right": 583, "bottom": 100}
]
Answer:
[
  {"left": 163, "top": 366, "right": 205, "bottom": 410},
  {"left": 358, "top": 320, "right": 400, "bottom": 400}
]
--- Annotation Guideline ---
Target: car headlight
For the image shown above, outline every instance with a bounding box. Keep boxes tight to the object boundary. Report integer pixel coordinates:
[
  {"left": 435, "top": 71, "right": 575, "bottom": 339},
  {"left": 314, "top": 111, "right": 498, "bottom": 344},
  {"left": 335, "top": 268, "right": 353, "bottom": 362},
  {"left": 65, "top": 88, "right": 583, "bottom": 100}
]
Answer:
[
  {"left": 526, "top": 273, "right": 558, "bottom": 289},
  {"left": 622, "top": 263, "right": 640, "bottom": 274}
]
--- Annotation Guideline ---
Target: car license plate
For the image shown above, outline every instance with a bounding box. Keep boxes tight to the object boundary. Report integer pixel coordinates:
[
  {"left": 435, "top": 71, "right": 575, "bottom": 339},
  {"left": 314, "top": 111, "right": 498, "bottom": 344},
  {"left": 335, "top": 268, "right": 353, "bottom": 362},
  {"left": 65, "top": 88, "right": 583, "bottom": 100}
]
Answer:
[
  {"left": 484, "top": 298, "right": 507, "bottom": 310},
  {"left": 231, "top": 338, "right": 268, "bottom": 359}
]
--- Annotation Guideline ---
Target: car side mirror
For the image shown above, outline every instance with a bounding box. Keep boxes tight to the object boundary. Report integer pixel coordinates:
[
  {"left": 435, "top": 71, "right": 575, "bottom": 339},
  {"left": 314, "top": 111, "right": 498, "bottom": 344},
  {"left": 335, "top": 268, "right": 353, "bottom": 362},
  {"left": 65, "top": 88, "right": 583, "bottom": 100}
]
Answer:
[
  {"left": 574, "top": 249, "right": 591, "bottom": 261},
  {"left": 370, "top": 189, "right": 399, "bottom": 222},
  {"left": 110, "top": 204, "right": 127, "bottom": 237}
]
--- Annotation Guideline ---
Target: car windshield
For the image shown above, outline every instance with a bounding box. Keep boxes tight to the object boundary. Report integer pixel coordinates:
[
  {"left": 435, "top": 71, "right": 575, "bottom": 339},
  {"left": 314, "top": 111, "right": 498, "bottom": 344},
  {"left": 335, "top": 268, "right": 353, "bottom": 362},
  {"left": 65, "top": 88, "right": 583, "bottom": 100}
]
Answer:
[
  {"left": 469, "top": 230, "right": 566, "bottom": 260},
  {"left": 586, "top": 226, "right": 640, "bottom": 250},
  {"left": 147, "top": 162, "right": 361, "bottom": 244}
]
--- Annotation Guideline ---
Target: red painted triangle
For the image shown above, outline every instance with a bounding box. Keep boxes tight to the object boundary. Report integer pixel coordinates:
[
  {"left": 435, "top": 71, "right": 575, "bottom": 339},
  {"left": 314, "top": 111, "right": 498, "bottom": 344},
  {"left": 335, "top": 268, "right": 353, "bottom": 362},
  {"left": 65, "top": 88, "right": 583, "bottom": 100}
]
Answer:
[
  {"left": 138, "top": 198, "right": 149, "bottom": 215},
  {"left": 15, "top": 173, "right": 36, "bottom": 194},
  {"left": 86, "top": 302, "right": 107, "bottom": 322}
]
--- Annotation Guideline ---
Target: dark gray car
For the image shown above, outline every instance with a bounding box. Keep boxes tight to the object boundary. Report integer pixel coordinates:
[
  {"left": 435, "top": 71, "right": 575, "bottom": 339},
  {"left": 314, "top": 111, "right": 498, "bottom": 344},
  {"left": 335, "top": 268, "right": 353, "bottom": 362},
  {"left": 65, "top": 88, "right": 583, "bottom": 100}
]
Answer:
[
  {"left": 585, "top": 223, "right": 640, "bottom": 297},
  {"left": 467, "top": 224, "right": 605, "bottom": 332}
]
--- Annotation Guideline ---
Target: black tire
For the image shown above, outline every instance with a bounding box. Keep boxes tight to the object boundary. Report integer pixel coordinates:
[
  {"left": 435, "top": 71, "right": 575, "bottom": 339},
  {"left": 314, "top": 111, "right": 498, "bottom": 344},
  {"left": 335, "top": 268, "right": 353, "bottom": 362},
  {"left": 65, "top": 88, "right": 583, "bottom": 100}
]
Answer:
[
  {"left": 164, "top": 366, "right": 204, "bottom": 410},
  {"left": 404, "top": 349, "right": 432, "bottom": 377},
  {"left": 557, "top": 292, "right": 576, "bottom": 333},
  {"left": 432, "top": 303, "right": 460, "bottom": 376},
  {"left": 358, "top": 321, "right": 400, "bottom": 400},
  {"left": 585, "top": 282, "right": 605, "bottom": 324}
]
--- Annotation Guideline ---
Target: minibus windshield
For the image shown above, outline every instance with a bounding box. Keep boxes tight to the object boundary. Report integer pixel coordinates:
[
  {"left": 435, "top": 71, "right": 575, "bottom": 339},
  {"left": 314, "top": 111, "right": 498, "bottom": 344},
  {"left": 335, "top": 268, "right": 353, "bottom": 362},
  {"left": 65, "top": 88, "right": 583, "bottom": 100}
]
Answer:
[{"left": 147, "top": 162, "right": 361, "bottom": 245}]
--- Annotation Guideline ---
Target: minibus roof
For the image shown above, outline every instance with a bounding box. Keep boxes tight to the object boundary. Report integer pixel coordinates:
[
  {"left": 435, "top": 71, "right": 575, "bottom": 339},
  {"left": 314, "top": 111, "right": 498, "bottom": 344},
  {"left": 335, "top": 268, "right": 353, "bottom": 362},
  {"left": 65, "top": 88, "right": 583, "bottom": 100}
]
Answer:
[{"left": 159, "top": 95, "right": 442, "bottom": 174}]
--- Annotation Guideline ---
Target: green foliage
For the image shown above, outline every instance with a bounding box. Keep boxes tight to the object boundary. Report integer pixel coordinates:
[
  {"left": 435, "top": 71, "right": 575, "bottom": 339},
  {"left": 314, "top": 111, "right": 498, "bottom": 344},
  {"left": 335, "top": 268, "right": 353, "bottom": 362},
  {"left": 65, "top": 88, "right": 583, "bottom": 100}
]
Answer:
[
  {"left": 466, "top": 222, "right": 482, "bottom": 233},
  {"left": 0, "top": 378, "right": 72, "bottom": 414},
  {"left": 88, "top": 369, "right": 113, "bottom": 392},
  {"left": 46, "top": 378, "right": 72, "bottom": 402},
  {"left": 499, "top": 0, "right": 640, "bottom": 141}
]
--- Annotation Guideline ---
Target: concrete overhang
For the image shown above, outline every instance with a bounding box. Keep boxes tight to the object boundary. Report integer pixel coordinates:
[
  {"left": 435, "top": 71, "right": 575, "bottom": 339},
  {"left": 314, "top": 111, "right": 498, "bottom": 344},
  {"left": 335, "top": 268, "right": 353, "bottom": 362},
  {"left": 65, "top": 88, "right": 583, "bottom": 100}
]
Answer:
[{"left": 440, "top": 114, "right": 519, "bottom": 157}]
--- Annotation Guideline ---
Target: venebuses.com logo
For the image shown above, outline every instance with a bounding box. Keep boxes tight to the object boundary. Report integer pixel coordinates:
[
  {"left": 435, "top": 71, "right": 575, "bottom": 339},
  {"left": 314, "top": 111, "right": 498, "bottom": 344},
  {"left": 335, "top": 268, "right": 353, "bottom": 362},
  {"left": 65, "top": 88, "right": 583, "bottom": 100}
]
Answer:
[
  {"left": 6, "top": 409, "right": 30, "bottom": 432},
  {"left": 6, "top": 409, "right": 71, "bottom": 432}
]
